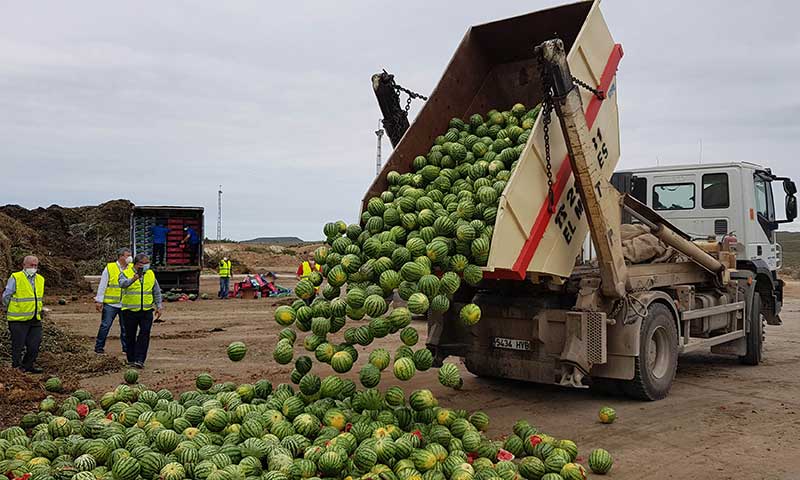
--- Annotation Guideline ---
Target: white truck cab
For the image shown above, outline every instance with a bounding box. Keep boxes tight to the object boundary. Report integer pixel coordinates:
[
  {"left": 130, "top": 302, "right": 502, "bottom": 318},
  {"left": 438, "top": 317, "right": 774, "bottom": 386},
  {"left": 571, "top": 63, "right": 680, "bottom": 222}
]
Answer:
[{"left": 612, "top": 162, "right": 797, "bottom": 325}]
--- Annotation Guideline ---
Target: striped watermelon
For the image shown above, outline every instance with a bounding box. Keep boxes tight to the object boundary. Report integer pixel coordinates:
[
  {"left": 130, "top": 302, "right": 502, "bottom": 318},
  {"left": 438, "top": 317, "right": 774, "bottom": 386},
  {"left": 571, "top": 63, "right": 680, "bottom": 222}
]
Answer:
[
  {"left": 310, "top": 317, "right": 331, "bottom": 336},
  {"left": 412, "top": 348, "right": 434, "bottom": 371},
  {"left": 588, "top": 448, "right": 613, "bottom": 474},
  {"left": 560, "top": 463, "right": 587, "bottom": 480},
  {"left": 330, "top": 351, "right": 354, "bottom": 374},
  {"left": 298, "top": 373, "right": 321, "bottom": 396},
  {"left": 359, "top": 364, "right": 381, "bottom": 389},
  {"left": 368, "top": 348, "right": 391, "bottom": 371},
  {"left": 364, "top": 294, "right": 389, "bottom": 318},
  {"left": 272, "top": 339, "right": 293, "bottom": 365},
  {"left": 400, "top": 327, "right": 419, "bottom": 346},
  {"left": 111, "top": 456, "right": 140, "bottom": 480},
  {"left": 417, "top": 275, "right": 440, "bottom": 298},
  {"left": 430, "top": 294, "right": 450, "bottom": 313},
  {"left": 400, "top": 261, "right": 425, "bottom": 282},
  {"left": 393, "top": 357, "right": 417, "bottom": 381},
  {"left": 274, "top": 306, "right": 297, "bottom": 326},
  {"left": 426, "top": 240, "right": 449, "bottom": 264},
  {"left": 462, "top": 264, "right": 483, "bottom": 286},
  {"left": 407, "top": 293, "right": 430, "bottom": 315},
  {"left": 460, "top": 304, "right": 481, "bottom": 326},
  {"left": 439, "top": 363, "right": 463, "bottom": 390},
  {"left": 598, "top": 406, "right": 616, "bottom": 424}
]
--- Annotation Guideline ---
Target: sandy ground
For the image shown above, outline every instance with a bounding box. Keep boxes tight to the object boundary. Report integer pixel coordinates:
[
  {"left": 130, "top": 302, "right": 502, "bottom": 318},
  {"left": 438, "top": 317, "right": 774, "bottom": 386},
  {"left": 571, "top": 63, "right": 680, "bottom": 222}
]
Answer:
[{"left": 41, "top": 277, "right": 800, "bottom": 480}]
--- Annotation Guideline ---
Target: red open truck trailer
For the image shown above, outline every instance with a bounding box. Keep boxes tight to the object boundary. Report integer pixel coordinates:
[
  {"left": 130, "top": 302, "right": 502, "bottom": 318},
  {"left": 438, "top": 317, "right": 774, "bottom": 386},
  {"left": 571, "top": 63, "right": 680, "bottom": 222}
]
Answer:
[{"left": 131, "top": 206, "right": 204, "bottom": 294}]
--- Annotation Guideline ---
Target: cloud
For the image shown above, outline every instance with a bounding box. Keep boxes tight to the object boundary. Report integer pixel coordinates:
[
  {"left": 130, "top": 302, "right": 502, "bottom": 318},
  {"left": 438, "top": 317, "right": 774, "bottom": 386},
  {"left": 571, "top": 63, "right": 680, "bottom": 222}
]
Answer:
[{"left": 0, "top": 0, "right": 798, "bottom": 239}]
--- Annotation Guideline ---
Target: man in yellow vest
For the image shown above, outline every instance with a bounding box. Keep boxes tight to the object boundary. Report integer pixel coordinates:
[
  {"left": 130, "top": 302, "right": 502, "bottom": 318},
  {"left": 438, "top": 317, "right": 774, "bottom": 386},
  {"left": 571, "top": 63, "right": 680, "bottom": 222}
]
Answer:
[
  {"left": 93, "top": 247, "right": 133, "bottom": 354},
  {"left": 119, "top": 253, "right": 163, "bottom": 369},
  {"left": 3, "top": 255, "right": 44, "bottom": 373},
  {"left": 295, "top": 254, "right": 322, "bottom": 304},
  {"left": 218, "top": 256, "right": 232, "bottom": 299}
]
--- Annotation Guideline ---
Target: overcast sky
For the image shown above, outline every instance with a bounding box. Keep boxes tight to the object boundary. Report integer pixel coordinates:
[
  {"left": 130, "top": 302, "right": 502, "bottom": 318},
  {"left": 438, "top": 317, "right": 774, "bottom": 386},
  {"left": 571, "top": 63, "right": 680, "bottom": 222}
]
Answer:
[{"left": 1, "top": 1, "right": 798, "bottom": 240}]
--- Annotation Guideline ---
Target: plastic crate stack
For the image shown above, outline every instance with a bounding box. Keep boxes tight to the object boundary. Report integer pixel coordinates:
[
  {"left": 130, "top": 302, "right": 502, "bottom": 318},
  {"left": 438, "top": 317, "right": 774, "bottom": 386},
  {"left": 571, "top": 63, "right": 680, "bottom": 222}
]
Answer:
[
  {"left": 133, "top": 216, "right": 155, "bottom": 257},
  {"left": 166, "top": 218, "right": 202, "bottom": 266}
]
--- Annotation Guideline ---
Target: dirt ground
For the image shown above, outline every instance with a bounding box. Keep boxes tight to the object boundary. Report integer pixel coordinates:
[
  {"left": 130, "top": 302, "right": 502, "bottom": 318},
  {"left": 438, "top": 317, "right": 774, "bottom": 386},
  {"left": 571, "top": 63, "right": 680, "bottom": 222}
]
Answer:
[{"left": 23, "top": 277, "right": 800, "bottom": 479}]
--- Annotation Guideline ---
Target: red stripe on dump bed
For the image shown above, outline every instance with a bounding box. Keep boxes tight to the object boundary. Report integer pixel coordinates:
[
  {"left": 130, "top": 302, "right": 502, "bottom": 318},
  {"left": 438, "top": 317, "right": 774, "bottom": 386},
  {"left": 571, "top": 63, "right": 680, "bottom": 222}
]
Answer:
[{"left": 486, "top": 43, "right": 624, "bottom": 281}]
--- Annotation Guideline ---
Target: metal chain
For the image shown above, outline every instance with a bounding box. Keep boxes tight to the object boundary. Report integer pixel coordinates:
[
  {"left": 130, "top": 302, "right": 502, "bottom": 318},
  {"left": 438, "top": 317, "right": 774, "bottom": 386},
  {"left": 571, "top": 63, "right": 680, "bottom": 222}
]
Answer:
[
  {"left": 571, "top": 76, "right": 605, "bottom": 100},
  {"left": 536, "top": 54, "right": 556, "bottom": 213},
  {"left": 394, "top": 84, "right": 428, "bottom": 113}
]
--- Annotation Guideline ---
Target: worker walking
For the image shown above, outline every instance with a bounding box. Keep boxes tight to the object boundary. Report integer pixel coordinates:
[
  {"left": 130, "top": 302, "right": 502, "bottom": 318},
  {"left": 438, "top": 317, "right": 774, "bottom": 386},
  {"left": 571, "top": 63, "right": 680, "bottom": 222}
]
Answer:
[
  {"left": 181, "top": 226, "right": 200, "bottom": 265},
  {"left": 295, "top": 254, "right": 321, "bottom": 281},
  {"left": 296, "top": 254, "right": 322, "bottom": 303},
  {"left": 150, "top": 224, "right": 170, "bottom": 266},
  {"left": 94, "top": 248, "right": 134, "bottom": 354},
  {"left": 2, "top": 256, "right": 44, "bottom": 373},
  {"left": 218, "top": 256, "right": 232, "bottom": 299},
  {"left": 119, "top": 254, "right": 163, "bottom": 369}
]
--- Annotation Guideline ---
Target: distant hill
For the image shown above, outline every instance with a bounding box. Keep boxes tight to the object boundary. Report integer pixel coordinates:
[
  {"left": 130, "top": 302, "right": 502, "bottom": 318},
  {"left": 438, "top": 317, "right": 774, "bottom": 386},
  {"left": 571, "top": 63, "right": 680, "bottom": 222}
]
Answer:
[
  {"left": 778, "top": 231, "right": 800, "bottom": 271},
  {"left": 241, "top": 236, "right": 304, "bottom": 245}
]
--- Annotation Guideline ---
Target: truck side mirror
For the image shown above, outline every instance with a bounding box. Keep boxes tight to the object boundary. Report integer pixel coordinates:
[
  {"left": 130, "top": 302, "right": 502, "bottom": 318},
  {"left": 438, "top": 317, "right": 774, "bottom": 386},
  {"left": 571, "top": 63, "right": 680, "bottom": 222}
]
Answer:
[
  {"left": 786, "top": 195, "right": 798, "bottom": 222},
  {"left": 784, "top": 179, "right": 797, "bottom": 195}
]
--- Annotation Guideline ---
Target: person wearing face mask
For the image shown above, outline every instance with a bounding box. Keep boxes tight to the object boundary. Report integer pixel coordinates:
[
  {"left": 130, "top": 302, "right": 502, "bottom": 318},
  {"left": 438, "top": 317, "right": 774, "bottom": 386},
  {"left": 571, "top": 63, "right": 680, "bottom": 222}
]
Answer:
[
  {"left": 2, "top": 255, "right": 45, "bottom": 373},
  {"left": 218, "top": 256, "right": 232, "bottom": 299},
  {"left": 119, "top": 253, "right": 163, "bottom": 369},
  {"left": 93, "top": 247, "right": 134, "bottom": 354}
]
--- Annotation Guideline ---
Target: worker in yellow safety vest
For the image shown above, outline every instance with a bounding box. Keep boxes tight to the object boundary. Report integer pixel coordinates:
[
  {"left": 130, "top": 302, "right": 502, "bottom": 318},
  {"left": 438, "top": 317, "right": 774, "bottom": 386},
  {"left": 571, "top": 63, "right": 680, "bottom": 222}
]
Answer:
[
  {"left": 296, "top": 254, "right": 322, "bottom": 302},
  {"left": 119, "top": 253, "right": 163, "bottom": 369},
  {"left": 2, "top": 255, "right": 45, "bottom": 373},
  {"left": 93, "top": 247, "right": 134, "bottom": 354},
  {"left": 218, "top": 257, "right": 232, "bottom": 299}
]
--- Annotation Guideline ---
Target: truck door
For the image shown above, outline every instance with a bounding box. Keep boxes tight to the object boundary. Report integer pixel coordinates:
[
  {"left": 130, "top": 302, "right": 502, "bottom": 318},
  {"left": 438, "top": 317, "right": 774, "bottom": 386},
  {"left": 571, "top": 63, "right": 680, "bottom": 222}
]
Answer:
[{"left": 752, "top": 173, "right": 778, "bottom": 269}]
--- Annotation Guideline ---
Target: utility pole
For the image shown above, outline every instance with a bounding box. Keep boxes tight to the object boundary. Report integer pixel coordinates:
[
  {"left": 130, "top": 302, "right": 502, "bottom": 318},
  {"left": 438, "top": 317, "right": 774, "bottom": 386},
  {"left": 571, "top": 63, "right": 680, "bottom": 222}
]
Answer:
[
  {"left": 216, "top": 185, "right": 222, "bottom": 241},
  {"left": 375, "top": 119, "right": 384, "bottom": 176}
]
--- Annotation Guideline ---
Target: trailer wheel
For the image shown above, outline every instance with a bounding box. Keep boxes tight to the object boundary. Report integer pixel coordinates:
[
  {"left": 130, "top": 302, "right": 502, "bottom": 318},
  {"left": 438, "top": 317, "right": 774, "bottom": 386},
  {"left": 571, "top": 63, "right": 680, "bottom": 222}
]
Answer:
[
  {"left": 739, "top": 292, "right": 763, "bottom": 365},
  {"left": 624, "top": 303, "right": 678, "bottom": 401}
]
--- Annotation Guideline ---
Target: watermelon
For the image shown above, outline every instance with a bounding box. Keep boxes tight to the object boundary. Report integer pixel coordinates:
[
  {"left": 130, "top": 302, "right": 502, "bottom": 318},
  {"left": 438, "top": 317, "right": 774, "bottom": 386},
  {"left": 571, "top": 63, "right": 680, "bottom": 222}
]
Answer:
[
  {"left": 588, "top": 448, "right": 613, "bottom": 474},
  {"left": 438, "top": 363, "right": 463, "bottom": 390},
  {"left": 330, "top": 351, "right": 354, "bottom": 373},
  {"left": 460, "top": 304, "right": 481, "bottom": 326},
  {"left": 44, "top": 377, "right": 62, "bottom": 393},
  {"left": 363, "top": 294, "right": 389, "bottom": 318},
  {"left": 368, "top": 348, "right": 391, "bottom": 371},
  {"left": 359, "top": 364, "right": 382, "bottom": 388},
  {"left": 400, "top": 327, "right": 419, "bottom": 346},
  {"left": 123, "top": 369, "right": 138, "bottom": 385},
  {"left": 407, "top": 293, "right": 430, "bottom": 315},
  {"left": 559, "top": 463, "right": 586, "bottom": 480},
  {"left": 273, "top": 339, "right": 294, "bottom": 365},
  {"left": 412, "top": 348, "right": 434, "bottom": 371},
  {"left": 463, "top": 264, "right": 483, "bottom": 286},
  {"left": 274, "top": 306, "right": 297, "bottom": 326},
  {"left": 393, "top": 357, "right": 417, "bottom": 381},
  {"left": 226, "top": 341, "right": 247, "bottom": 362},
  {"left": 294, "top": 279, "right": 316, "bottom": 300},
  {"left": 598, "top": 406, "right": 616, "bottom": 424}
]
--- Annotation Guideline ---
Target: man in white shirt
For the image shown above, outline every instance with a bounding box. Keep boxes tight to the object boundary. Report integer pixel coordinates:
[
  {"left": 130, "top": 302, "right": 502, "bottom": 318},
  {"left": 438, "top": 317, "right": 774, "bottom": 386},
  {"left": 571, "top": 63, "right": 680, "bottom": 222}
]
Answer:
[{"left": 93, "top": 248, "right": 133, "bottom": 354}]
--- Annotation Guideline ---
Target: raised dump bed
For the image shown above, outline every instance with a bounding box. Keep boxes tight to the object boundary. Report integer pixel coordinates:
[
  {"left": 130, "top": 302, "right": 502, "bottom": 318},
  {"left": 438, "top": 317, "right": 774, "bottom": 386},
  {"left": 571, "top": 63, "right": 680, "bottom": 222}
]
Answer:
[{"left": 363, "top": 0, "right": 623, "bottom": 281}]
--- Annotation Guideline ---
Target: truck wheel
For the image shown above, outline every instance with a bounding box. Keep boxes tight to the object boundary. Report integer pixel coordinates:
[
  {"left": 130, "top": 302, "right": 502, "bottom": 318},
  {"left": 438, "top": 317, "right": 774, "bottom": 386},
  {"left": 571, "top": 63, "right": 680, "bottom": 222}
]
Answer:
[
  {"left": 624, "top": 303, "right": 678, "bottom": 401},
  {"left": 739, "top": 292, "right": 763, "bottom": 365}
]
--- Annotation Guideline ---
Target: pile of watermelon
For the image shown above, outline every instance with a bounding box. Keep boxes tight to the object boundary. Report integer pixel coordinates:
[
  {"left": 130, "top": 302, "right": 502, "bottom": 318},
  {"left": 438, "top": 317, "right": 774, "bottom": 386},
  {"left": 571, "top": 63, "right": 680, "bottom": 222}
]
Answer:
[
  {"left": 0, "top": 371, "right": 613, "bottom": 480},
  {"left": 279, "top": 104, "right": 545, "bottom": 391},
  {"left": 0, "top": 105, "right": 615, "bottom": 480}
]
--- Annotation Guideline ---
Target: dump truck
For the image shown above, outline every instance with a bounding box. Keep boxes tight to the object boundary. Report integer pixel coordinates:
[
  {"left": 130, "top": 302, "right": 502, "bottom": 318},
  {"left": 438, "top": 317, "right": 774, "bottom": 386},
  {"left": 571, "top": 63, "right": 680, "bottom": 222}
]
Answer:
[
  {"left": 367, "top": 0, "right": 797, "bottom": 399},
  {"left": 131, "top": 206, "right": 204, "bottom": 294}
]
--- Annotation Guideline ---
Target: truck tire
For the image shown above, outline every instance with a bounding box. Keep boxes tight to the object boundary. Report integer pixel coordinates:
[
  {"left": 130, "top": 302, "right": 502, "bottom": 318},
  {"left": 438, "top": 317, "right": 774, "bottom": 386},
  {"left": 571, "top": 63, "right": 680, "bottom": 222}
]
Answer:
[
  {"left": 739, "top": 292, "right": 763, "bottom": 365},
  {"left": 624, "top": 303, "right": 679, "bottom": 401}
]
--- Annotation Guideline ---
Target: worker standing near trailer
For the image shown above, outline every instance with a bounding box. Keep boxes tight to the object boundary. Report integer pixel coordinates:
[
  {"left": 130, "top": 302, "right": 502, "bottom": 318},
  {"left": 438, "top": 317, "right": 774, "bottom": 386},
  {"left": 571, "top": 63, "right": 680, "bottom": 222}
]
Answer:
[
  {"left": 93, "top": 247, "right": 133, "bottom": 354},
  {"left": 180, "top": 226, "right": 200, "bottom": 265},
  {"left": 119, "top": 253, "right": 163, "bottom": 369},
  {"left": 150, "top": 224, "right": 170, "bottom": 266},
  {"left": 3, "top": 255, "right": 45, "bottom": 373},
  {"left": 218, "top": 257, "right": 232, "bottom": 299}
]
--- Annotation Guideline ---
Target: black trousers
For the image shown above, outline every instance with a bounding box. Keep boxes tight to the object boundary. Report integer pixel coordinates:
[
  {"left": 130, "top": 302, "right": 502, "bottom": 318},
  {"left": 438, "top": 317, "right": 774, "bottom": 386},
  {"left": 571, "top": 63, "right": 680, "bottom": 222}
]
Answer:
[
  {"left": 8, "top": 319, "right": 42, "bottom": 370},
  {"left": 121, "top": 309, "right": 154, "bottom": 364},
  {"left": 153, "top": 243, "right": 166, "bottom": 265},
  {"left": 188, "top": 243, "right": 199, "bottom": 264}
]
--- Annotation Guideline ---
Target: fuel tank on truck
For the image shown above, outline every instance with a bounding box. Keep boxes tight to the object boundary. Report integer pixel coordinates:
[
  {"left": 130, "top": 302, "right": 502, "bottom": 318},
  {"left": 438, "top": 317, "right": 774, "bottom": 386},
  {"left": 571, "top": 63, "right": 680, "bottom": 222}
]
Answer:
[{"left": 362, "top": 0, "right": 622, "bottom": 281}]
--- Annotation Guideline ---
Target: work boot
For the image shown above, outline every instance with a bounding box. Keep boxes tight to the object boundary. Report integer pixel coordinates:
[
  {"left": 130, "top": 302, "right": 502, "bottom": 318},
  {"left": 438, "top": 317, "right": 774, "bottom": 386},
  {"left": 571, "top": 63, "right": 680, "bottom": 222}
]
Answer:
[{"left": 24, "top": 367, "right": 43, "bottom": 374}]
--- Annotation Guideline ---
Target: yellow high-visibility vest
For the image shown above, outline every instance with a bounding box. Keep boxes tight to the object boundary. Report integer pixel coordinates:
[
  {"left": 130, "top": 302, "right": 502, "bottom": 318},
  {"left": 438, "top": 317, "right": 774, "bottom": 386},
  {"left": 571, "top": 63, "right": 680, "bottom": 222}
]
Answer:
[
  {"left": 218, "top": 260, "right": 232, "bottom": 278},
  {"left": 300, "top": 261, "right": 321, "bottom": 278},
  {"left": 7, "top": 271, "right": 44, "bottom": 321},
  {"left": 103, "top": 262, "right": 133, "bottom": 304},
  {"left": 121, "top": 270, "right": 156, "bottom": 311}
]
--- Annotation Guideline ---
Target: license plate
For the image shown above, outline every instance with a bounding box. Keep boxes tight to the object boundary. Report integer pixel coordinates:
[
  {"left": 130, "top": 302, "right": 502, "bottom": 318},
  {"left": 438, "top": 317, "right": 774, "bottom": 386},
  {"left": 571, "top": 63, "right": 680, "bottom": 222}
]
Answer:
[{"left": 492, "top": 337, "right": 531, "bottom": 351}]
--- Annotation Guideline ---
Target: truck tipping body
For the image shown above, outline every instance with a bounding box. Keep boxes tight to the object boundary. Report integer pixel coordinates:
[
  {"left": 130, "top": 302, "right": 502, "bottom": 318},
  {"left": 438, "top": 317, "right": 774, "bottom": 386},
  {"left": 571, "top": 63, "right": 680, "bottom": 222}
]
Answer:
[{"left": 364, "top": 0, "right": 623, "bottom": 281}]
